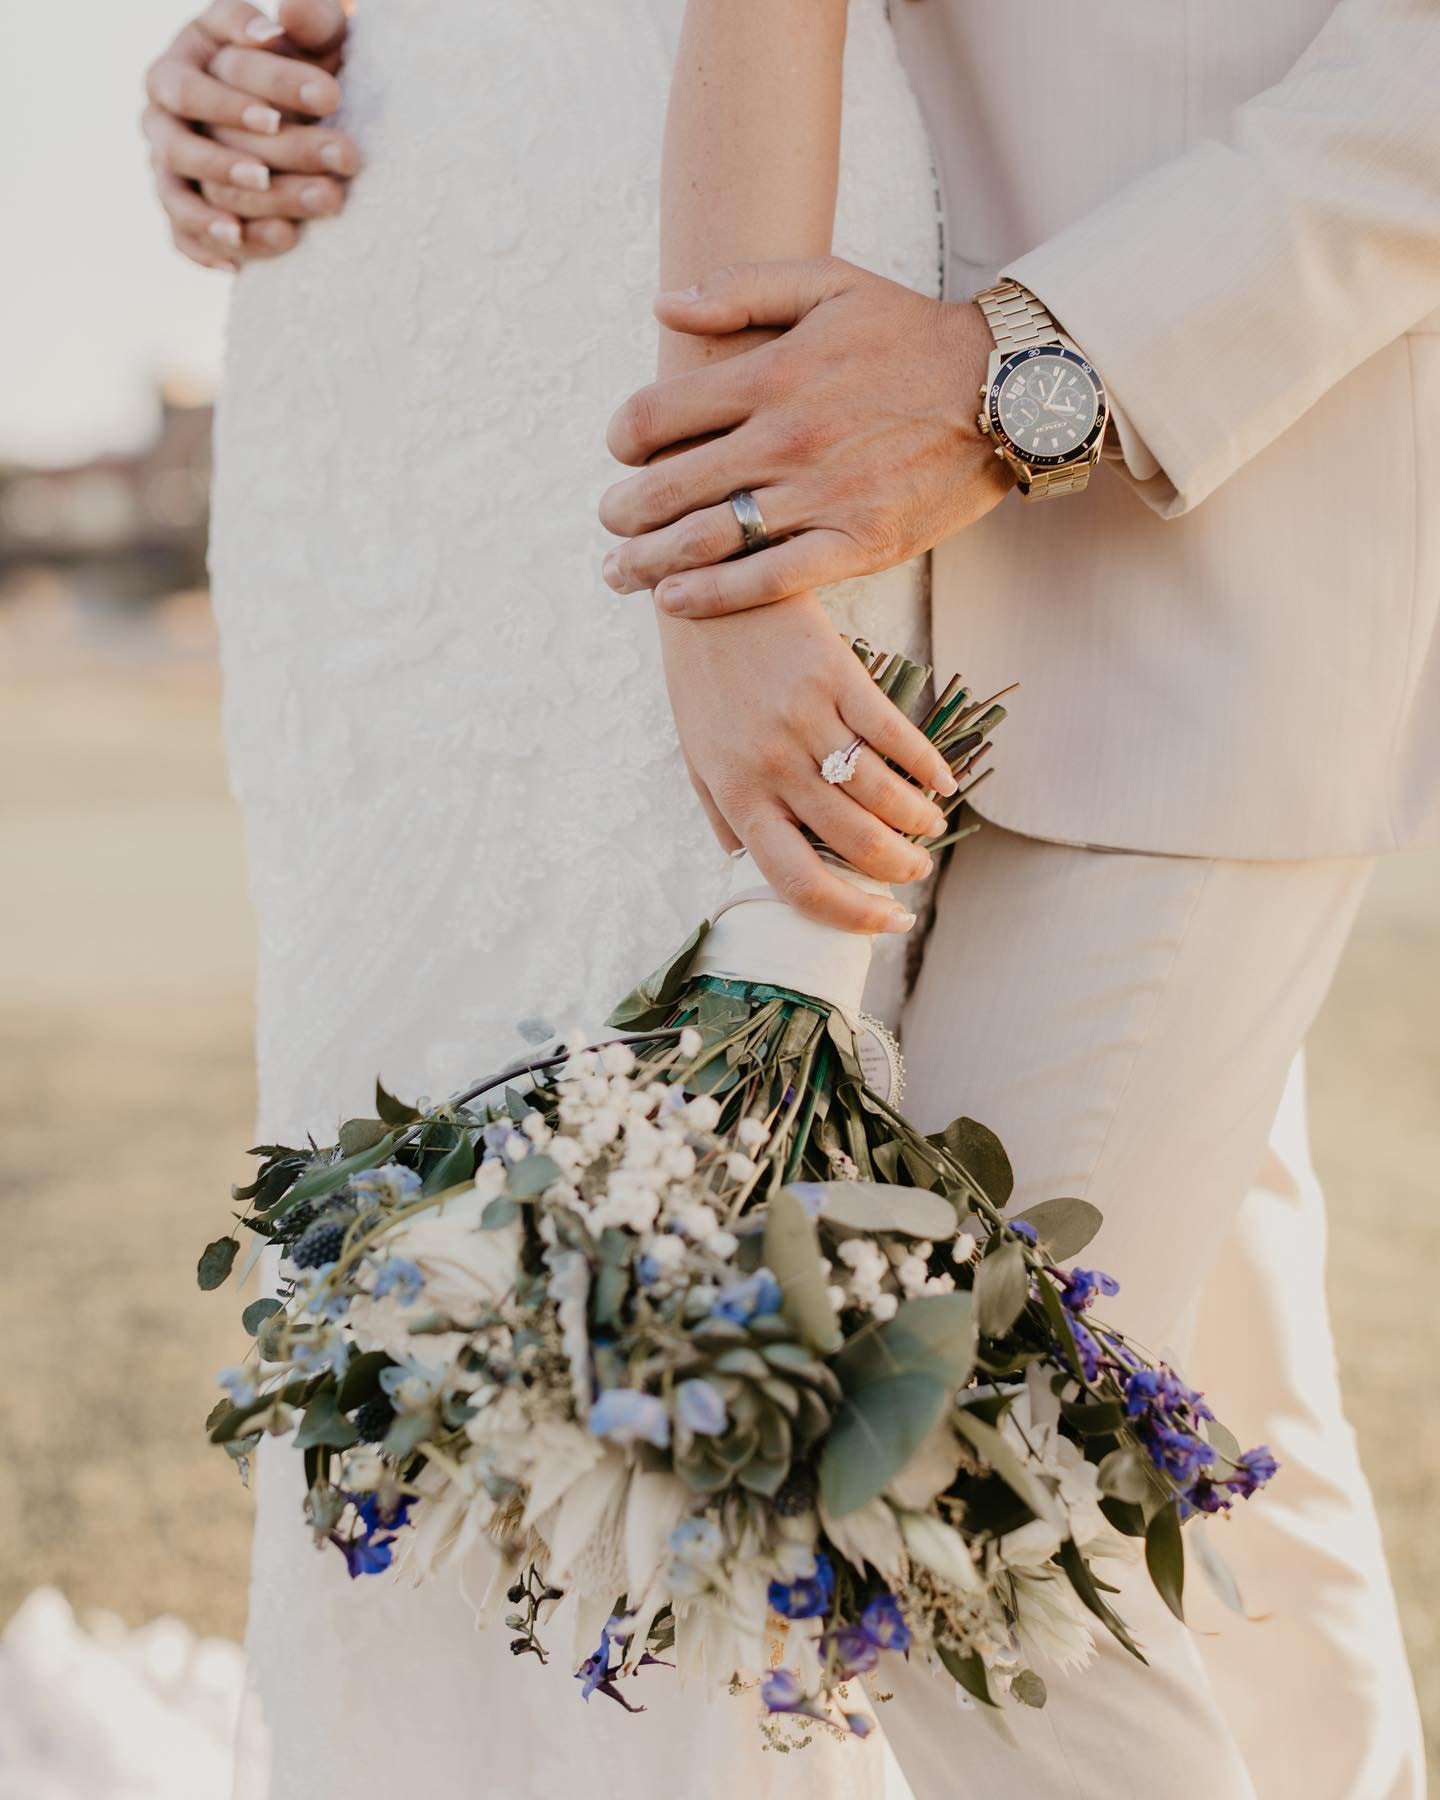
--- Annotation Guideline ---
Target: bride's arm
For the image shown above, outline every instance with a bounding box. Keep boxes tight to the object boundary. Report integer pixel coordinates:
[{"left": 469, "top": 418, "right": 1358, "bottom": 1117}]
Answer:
[
  {"left": 654, "top": 0, "right": 845, "bottom": 381},
  {"left": 630, "top": 0, "right": 953, "bottom": 938}
]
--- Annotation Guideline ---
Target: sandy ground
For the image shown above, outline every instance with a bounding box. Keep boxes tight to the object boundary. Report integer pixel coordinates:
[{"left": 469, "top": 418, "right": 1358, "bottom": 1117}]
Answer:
[{"left": 1, "top": 667, "right": 1436, "bottom": 1779}]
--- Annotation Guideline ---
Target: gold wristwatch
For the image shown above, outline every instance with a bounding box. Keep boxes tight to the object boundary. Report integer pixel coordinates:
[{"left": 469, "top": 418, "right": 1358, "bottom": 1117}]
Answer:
[{"left": 973, "top": 279, "right": 1109, "bottom": 500}]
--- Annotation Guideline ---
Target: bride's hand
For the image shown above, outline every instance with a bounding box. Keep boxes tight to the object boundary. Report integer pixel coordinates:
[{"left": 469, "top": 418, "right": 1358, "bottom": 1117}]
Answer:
[
  {"left": 658, "top": 594, "right": 956, "bottom": 935},
  {"left": 143, "top": 0, "right": 359, "bottom": 272}
]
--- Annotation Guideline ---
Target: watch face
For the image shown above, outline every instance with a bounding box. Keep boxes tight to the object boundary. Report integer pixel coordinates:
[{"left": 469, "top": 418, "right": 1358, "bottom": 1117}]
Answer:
[{"left": 990, "top": 347, "right": 1106, "bottom": 467}]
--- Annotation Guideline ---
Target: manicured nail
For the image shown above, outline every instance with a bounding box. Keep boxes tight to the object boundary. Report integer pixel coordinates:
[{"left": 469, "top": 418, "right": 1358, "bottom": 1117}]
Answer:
[
  {"left": 242, "top": 104, "right": 282, "bottom": 135},
  {"left": 319, "top": 142, "right": 350, "bottom": 174},
  {"left": 300, "top": 181, "right": 330, "bottom": 213},
  {"left": 602, "top": 552, "right": 623, "bottom": 588},
  {"left": 934, "top": 765, "right": 959, "bottom": 797},
  {"left": 299, "top": 77, "right": 333, "bottom": 113},
  {"left": 231, "top": 160, "right": 270, "bottom": 192},
  {"left": 245, "top": 18, "right": 285, "bottom": 42},
  {"left": 208, "top": 218, "right": 243, "bottom": 248},
  {"left": 883, "top": 908, "right": 918, "bottom": 934}
]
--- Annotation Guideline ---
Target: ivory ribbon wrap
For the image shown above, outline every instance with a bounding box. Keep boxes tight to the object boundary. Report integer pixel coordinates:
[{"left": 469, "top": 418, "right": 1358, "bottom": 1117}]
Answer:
[{"left": 691, "top": 852, "right": 887, "bottom": 1023}]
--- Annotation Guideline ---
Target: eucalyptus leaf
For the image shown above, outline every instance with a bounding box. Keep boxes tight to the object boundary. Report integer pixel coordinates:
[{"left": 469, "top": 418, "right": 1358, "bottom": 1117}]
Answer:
[
  {"left": 835, "top": 1293, "right": 975, "bottom": 1394},
  {"left": 381, "top": 1409, "right": 433, "bottom": 1462},
  {"left": 336, "top": 1349, "right": 395, "bottom": 1413},
  {"left": 293, "top": 1388, "right": 359, "bottom": 1452},
  {"left": 481, "top": 1195, "right": 521, "bottom": 1230},
  {"left": 1190, "top": 1524, "right": 1247, "bottom": 1616},
  {"left": 1145, "top": 1500, "right": 1186, "bottom": 1622},
  {"left": 973, "top": 1240, "right": 1029, "bottom": 1337},
  {"left": 1204, "top": 1415, "right": 1242, "bottom": 1468},
  {"left": 241, "top": 1297, "right": 283, "bottom": 1338},
  {"left": 338, "top": 1117, "right": 391, "bottom": 1157},
  {"left": 819, "top": 1372, "right": 949, "bottom": 1516},
  {"left": 507, "top": 1153, "right": 561, "bottom": 1198},
  {"left": 762, "top": 1187, "right": 841, "bottom": 1356},
  {"left": 1009, "top": 1669, "right": 1047, "bottom": 1709},
  {"left": 1010, "top": 1197, "right": 1103, "bottom": 1262},
  {"left": 197, "top": 1236, "right": 239, "bottom": 1291},
  {"left": 422, "top": 1126, "right": 476, "bottom": 1195},
  {"left": 930, "top": 1117, "right": 1013, "bottom": 1208},
  {"left": 802, "top": 1181, "right": 958, "bottom": 1240}
]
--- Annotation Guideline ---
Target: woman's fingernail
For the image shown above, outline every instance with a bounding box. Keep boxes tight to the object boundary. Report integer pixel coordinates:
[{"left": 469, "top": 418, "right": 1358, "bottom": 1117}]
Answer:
[
  {"left": 208, "top": 218, "right": 243, "bottom": 248},
  {"left": 602, "top": 552, "right": 623, "bottom": 588},
  {"left": 231, "top": 160, "right": 270, "bottom": 191},
  {"left": 883, "top": 908, "right": 918, "bottom": 935},
  {"left": 935, "top": 766, "right": 959, "bottom": 797},
  {"left": 242, "top": 104, "right": 282, "bottom": 135},
  {"left": 319, "top": 142, "right": 350, "bottom": 174},
  {"left": 658, "top": 581, "right": 690, "bottom": 611},
  {"left": 300, "top": 181, "right": 331, "bottom": 213},
  {"left": 299, "top": 77, "right": 333, "bottom": 113},
  {"left": 245, "top": 18, "right": 286, "bottom": 42}
]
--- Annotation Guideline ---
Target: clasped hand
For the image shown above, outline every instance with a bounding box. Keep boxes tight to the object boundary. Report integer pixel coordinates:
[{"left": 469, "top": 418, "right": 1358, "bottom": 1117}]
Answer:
[{"left": 598, "top": 257, "right": 1012, "bottom": 617}]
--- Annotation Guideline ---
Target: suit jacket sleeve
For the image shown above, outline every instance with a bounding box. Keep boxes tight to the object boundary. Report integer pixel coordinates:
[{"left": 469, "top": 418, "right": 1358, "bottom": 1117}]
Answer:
[{"left": 1000, "top": 0, "right": 1440, "bottom": 518}]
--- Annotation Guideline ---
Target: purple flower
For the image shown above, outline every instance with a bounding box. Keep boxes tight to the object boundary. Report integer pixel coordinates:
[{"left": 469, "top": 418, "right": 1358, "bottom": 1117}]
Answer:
[
  {"left": 760, "top": 1668, "right": 807, "bottom": 1713},
  {"left": 588, "top": 1388, "right": 671, "bottom": 1448},
  {"left": 1060, "top": 1267, "right": 1120, "bottom": 1314},
  {"left": 768, "top": 1552, "right": 835, "bottom": 1620},
  {"left": 1067, "top": 1318, "right": 1103, "bottom": 1382},
  {"left": 331, "top": 1490, "right": 412, "bottom": 1579},
  {"left": 1010, "top": 1220, "right": 1039, "bottom": 1245},
  {"left": 860, "top": 1593, "right": 911, "bottom": 1652},
  {"left": 1227, "top": 1445, "right": 1278, "bottom": 1498},
  {"left": 829, "top": 1624, "right": 879, "bottom": 1676},
  {"left": 844, "top": 1713, "right": 875, "bottom": 1738}
]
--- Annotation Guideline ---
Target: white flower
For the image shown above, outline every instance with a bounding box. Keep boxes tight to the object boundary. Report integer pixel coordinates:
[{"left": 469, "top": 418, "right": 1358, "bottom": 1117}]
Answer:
[
  {"left": 678, "top": 1027, "right": 703, "bottom": 1059},
  {"left": 897, "top": 1254, "right": 930, "bottom": 1296},
  {"left": 736, "top": 1117, "right": 768, "bottom": 1150},
  {"left": 723, "top": 1151, "right": 758, "bottom": 1181},
  {"left": 706, "top": 1230, "right": 739, "bottom": 1262},
  {"left": 898, "top": 1512, "right": 980, "bottom": 1591},
  {"left": 827, "top": 1284, "right": 848, "bottom": 1311},
  {"left": 685, "top": 1094, "right": 722, "bottom": 1132},
  {"left": 819, "top": 1495, "right": 904, "bottom": 1578},
  {"left": 952, "top": 1231, "right": 978, "bottom": 1263},
  {"left": 472, "top": 1158, "right": 507, "bottom": 1201},
  {"left": 521, "top": 1111, "right": 551, "bottom": 1146},
  {"left": 870, "top": 1293, "right": 899, "bottom": 1321},
  {"left": 601, "top": 1042, "right": 636, "bottom": 1077},
  {"left": 1009, "top": 1567, "right": 1097, "bottom": 1672}
]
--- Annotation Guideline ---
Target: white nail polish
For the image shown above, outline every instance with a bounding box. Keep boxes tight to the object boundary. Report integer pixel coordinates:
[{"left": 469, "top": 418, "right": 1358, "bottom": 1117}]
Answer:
[
  {"left": 299, "top": 77, "right": 332, "bottom": 113},
  {"left": 231, "top": 161, "right": 271, "bottom": 192},
  {"left": 300, "top": 181, "right": 329, "bottom": 213},
  {"left": 245, "top": 17, "right": 285, "bottom": 41},
  {"left": 883, "top": 908, "right": 918, "bottom": 934},
  {"left": 319, "top": 142, "right": 349, "bottom": 174},
  {"left": 242, "top": 104, "right": 282, "bottom": 135},
  {"left": 208, "top": 218, "right": 243, "bottom": 248}
]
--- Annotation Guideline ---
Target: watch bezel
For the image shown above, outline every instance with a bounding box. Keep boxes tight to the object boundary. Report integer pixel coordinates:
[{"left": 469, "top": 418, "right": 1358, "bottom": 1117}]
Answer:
[{"left": 987, "top": 345, "right": 1108, "bottom": 470}]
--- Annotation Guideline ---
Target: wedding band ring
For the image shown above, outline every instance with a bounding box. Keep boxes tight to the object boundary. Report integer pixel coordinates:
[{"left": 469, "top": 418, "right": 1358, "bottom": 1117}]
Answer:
[
  {"left": 820, "top": 738, "right": 864, "bottom": 786},
  {"left": 728, "top": 489, "right": 770, "bottom": 555}
]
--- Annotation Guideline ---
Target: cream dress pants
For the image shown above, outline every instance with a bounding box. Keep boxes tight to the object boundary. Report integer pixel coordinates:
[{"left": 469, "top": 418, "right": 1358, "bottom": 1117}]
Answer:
[{"left": 875, "top": 822, "right": 1425, "bottom": 1799}]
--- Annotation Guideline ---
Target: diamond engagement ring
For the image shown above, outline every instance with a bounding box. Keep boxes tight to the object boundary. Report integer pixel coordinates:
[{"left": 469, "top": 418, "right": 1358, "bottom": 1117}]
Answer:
[
  {"left": 820, "top": 737, "right": 864, "bottom": 785},
  {"left": 728, "top": 489, "right": 770, "bottom": 554}
]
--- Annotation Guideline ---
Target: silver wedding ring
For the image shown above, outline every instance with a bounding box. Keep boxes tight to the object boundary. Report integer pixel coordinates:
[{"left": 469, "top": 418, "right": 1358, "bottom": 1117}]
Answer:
[
  {"left": 820, "top": 737, "right": 864, "bottom": 786},
  {"left": 728, "top": 489, "right": 770, "bottom": 555}
]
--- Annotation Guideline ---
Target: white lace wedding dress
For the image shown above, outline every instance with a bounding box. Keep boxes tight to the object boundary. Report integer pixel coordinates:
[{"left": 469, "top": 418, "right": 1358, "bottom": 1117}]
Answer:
[{"left": 210, "top": 2, "right": 939, "bottom": 1794}]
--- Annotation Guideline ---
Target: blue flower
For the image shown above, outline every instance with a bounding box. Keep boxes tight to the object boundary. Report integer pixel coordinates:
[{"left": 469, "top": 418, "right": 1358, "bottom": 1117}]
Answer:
[
  {"left": 1227, "top": 1445, "right": 1278, "bottom": 1498},
  {"left": 1148, "top": 1425, "right": 1217, "bottom": 1484},
  {"left": 371, "top": 1256, "right": 424, "bottom": 1306},
  {"left": 216, "top": 1365, "right": 257, "bottom": 1407},
  {"left": 1010, "top": 1220, "right": 1038, "bottom": 1245},
  {"left": 760, "top": 1668, "right": 807, "bottom": 1713},
  {"left": 1067, "top": 1318, "right": 1103, "bottom": 1382},
  {"left": 675, "top": 1379, "right": 728, "bottom": 1437},
  {"left": 578, "top": 1620, "right": 615, "bottom": 1699},
  {"left": 844, "top": 1713, "right": 874, "bottom": 1738},
  {"left": 1060, "top": 1267, "right": 1120, "bottom": 1314},
  {"left": 829, "top": 1624, "right": 879, "bottom": 1676},
  {"left": 588, "top": 1388, "right": 671, "bottom": 1448},
  {"left": 711, "top": 1269, "right": 783, "bottom": 1324},
  {"left": 860, "top": 1593, "right": 911, "bottom": 1652},
  {"left": 768, "top": 1551, "right": 835, "bottom": 1620},
  {"left": 351, "top": 1163, "right": 422, "bottom": 1208},
  {"left": 668, "top": 1517, "right": 724, "bottom": 1562},
  {"left": 332, "top": 1489, "right": 412, "bottom": 1579}
]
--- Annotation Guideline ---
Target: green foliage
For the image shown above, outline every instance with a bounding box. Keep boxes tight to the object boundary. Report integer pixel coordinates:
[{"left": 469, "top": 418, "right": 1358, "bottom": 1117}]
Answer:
[
  {"left": 820, "top": 1371, "right": 949, "bottom": 1517},
  {"left": 763, "top": 1187, "right": 841, "bottom": 1356},
  {"left": 1145, "top": 1500, "right": 1186, "bottom": 1622},
  {"left": 1009, "top": 1197, "right": 1103, "bottom": 1261},
  {"left": 973, "top": 1239, "right": 1028, "bottom": 1337},
  {"left": 197, "top": 1236, "right": 238, "bottom": 1291}
]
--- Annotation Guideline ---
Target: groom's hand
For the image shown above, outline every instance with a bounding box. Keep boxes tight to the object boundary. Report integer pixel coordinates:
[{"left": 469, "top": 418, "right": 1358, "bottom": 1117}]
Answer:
[{"left": 598, "top": 258, "right": 1013, "bottom": 617}]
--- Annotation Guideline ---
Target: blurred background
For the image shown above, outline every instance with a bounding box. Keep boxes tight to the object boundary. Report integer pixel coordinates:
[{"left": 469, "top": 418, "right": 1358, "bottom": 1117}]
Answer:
[{"left": 0, "top": 2, "right": 1436, "bottom": 1795}]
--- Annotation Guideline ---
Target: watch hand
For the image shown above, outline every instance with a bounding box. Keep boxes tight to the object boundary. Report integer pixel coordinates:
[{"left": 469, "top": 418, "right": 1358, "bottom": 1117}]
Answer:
[{"left": 1045, "top": 367, "right": 1065, "bottom": 406}]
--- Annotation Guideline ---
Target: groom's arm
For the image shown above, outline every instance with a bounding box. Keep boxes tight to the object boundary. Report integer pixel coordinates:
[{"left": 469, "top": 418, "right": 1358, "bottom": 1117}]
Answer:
[{"left": 1004, "top": 0, "right": 1440, "bottom": 517}]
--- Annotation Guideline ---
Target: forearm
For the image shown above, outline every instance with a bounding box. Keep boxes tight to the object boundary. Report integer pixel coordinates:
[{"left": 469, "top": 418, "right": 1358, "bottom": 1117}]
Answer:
[{"left": 657, "top": 0, "right": 847, "bottom": 381}]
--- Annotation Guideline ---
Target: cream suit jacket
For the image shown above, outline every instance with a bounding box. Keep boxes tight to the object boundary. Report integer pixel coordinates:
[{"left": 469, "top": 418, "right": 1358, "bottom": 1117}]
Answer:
[{"left": 888, "top": 0, "right": 1440, "bottom": 858}]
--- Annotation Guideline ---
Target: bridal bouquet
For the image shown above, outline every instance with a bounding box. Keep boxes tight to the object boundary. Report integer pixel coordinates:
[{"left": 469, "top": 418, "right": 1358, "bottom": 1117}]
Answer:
[{"left": 200, "top": 645, "right": 1274, "bottom": 1742}]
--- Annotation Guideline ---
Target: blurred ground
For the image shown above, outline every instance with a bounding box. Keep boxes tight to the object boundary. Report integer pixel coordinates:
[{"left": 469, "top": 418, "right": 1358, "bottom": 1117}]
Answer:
[{"left": 0, "top": 661, "right": 1436, "bottom": 1781}]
